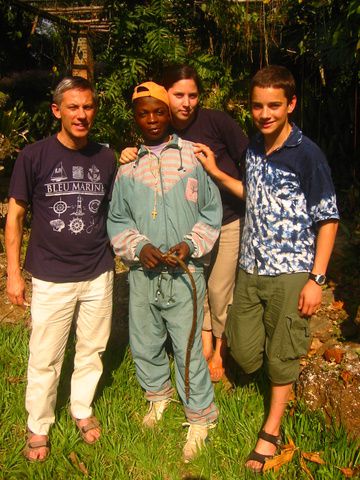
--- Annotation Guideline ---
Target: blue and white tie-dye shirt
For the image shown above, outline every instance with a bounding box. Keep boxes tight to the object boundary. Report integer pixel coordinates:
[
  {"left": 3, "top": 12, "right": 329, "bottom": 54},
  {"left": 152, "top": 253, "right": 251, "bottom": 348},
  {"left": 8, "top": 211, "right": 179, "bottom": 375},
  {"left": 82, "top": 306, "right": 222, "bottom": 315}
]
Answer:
[{"left": 240, "top": 124, "right": 339, "bottom": 275}]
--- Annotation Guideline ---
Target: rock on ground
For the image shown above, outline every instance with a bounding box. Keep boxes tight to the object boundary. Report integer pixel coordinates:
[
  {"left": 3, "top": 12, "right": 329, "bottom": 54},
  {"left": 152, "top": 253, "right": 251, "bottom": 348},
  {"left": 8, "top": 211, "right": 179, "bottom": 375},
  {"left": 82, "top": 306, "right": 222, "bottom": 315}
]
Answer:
[{"left": 297, "top": 288, "right": 360, "bottom": 439}]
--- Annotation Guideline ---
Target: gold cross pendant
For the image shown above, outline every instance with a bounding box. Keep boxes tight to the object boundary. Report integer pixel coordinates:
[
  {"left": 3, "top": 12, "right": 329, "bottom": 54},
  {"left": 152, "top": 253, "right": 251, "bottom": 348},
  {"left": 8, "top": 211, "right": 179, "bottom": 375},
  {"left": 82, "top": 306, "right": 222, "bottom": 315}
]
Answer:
[{"left": 151, "top": 208, "right": 157, "bottom": 219}]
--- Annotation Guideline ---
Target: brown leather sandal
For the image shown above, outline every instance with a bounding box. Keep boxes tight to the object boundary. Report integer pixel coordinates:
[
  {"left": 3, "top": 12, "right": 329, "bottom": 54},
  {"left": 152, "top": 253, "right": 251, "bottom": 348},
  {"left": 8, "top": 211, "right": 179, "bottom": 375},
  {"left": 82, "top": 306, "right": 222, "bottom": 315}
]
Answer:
[
  {"left": 246, "top": 430, "right": 282, "bottom": 473},
  {"left": 73, "top": 416, "right": 101, "bottom": 444},
  {"left": 23, "top": 430, "right": 50, "bottom": 462}
]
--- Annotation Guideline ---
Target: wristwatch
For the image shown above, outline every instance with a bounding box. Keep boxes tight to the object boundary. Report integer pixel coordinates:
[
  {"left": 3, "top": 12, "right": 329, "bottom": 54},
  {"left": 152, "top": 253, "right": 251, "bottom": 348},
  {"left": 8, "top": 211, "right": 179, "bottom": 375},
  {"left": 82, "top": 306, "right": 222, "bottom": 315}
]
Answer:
[{"left": 309, "top": 273, "right": 326, "bottom": 286}]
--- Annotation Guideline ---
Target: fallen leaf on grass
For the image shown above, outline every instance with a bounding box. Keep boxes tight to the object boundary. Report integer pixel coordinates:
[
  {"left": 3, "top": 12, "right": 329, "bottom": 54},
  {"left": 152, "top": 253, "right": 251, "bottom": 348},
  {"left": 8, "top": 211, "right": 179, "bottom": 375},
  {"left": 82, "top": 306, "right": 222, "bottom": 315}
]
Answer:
[
  {"left": 302, "top": 451, "right": 326, "bottom": 465},
  {"left": 69, "top": 451, "right": 89, "bottom": 476},
  {"left": 330, "top": 300, "right": 344, "bottom": 310},
  {"left": 338, "top": 466, "right": 360, "bottom": 478},
  {"left": 6, "top": 376, "right": 25, "bottom": 384},
  {"left": 300, "top": 455, "right": 315, "bottom": 480},
  {"left": 263, "top": 441, "right": 296, "bottom": 472},
  {"left": 286, "top": 436, "right": 296, "bottom": 448}
]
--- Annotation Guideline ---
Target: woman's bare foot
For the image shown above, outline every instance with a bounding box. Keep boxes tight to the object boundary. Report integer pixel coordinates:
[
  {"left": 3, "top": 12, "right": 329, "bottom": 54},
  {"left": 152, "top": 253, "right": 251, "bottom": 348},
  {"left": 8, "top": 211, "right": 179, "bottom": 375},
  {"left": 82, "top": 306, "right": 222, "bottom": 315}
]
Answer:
[{"left": 208, "top": 337, "right": 227, "bottom": 382}]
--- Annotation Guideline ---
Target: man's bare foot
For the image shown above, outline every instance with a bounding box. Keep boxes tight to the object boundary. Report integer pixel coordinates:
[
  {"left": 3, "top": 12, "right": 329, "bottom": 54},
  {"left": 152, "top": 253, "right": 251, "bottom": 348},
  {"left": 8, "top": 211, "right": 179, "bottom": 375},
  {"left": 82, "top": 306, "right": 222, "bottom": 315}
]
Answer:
[
  {"left": 23, "top": 430, "right": 50, "bottom": 462},
  {"left": 202, "top": 330, "right": 213, "bottom": 361}
]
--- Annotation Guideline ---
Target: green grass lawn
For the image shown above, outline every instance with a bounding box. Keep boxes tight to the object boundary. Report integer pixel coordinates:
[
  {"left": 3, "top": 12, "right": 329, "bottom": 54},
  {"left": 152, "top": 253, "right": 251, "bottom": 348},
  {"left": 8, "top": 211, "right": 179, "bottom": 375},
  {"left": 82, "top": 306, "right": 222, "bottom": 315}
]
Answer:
[{"left": 0, "top": 319, "right": 359, "bottom": 480}]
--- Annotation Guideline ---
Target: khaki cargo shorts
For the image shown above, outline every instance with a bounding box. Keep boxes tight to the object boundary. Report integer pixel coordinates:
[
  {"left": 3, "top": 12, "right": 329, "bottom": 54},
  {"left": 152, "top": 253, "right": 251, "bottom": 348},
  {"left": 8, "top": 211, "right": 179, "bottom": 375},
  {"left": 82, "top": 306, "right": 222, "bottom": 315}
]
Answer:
[{"left": 226, "top": 268, "right": 311, "bottom": 384}]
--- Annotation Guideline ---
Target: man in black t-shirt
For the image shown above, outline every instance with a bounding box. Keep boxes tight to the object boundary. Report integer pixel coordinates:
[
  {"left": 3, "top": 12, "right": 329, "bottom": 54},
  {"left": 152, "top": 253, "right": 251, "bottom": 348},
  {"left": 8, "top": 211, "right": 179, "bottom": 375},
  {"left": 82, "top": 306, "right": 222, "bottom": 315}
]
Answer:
[{"left": 5, "top": 77, "right": 116, "bottom": 462}]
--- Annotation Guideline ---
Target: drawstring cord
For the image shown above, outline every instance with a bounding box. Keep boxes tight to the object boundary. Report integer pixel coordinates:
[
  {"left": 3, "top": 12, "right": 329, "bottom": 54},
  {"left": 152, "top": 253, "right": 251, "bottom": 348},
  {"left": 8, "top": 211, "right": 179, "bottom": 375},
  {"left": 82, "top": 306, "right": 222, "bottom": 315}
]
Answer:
[
  {"left": 177, "top": 149, "right": 186, "bottom": 172},
  {"left": 167, "top": 277, "right": 175, "bottom": 305},
  {"left": 155, "top": 274, "right": 164, "bottom": 302},
  {"left": 154, "top": 273, "right": 175, "bottom": 305}
]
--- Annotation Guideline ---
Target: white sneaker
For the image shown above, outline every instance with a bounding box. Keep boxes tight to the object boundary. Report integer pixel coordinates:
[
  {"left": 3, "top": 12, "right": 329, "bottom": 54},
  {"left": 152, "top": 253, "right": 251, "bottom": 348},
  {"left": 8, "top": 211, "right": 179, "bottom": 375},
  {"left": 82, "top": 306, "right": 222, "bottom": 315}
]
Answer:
[
  {"left": 142, "top": 399, "right": 171, "bottom": 428},
  {"left": 182, "top": 422, "right": 216, "bottom": 463}
]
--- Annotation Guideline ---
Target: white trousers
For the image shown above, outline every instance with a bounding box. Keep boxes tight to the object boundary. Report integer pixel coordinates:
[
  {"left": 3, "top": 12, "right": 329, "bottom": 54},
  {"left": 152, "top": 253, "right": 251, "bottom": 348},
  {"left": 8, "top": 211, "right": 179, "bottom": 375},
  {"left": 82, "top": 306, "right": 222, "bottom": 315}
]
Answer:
[{"left": 26, "top": 270, "right": 113, "bottom": 435}]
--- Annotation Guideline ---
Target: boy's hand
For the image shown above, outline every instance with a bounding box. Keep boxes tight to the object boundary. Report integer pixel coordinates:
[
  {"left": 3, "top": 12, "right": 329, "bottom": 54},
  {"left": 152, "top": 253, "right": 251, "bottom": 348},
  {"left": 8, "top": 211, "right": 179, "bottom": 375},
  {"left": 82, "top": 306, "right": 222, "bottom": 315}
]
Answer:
[
  {"left": 139, "top": 243, "right": 164, "bottom": 269},
  {"left": 298, "top": 280, "right": 322, "bottom": 317},
  {"left": 165, "top": 242, "right": 190, "bottom": 267},
  {"left": 120, "top": 147, "right": 138, "bottom": 164}
]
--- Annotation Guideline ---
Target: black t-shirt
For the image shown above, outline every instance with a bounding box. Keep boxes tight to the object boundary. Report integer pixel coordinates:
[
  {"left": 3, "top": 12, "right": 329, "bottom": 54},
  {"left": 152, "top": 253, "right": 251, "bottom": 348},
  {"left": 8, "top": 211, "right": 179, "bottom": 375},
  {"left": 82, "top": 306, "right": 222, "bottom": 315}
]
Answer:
[
  {"left": 173, "top": 108, "right": 249, "bottom": 224},
  {"left": 9, "top": 135, "right": 117, "bottom": 282}
]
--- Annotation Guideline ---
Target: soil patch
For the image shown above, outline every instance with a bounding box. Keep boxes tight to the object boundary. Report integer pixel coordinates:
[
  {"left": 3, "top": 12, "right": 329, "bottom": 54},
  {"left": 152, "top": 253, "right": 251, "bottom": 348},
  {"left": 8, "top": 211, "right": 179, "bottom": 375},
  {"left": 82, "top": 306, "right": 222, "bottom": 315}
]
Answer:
[{"left": 298, "top": 288, "right": 360, "bottom": 439}]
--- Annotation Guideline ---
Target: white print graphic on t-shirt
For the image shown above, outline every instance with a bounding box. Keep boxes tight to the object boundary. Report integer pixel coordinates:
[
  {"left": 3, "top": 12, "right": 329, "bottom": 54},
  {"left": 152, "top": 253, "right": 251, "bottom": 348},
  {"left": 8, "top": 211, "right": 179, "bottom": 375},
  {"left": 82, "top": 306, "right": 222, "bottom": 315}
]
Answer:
[
  {"left": 73, "top": 166, "right": 84, "bottom": 180},
  {"left": 88, "top": 199, "right": 100, "bottom": 213},
  {"left": 52, "top": 198, "right": 69, "bottom": 216},
  {"left": 50, "top": 219, "right": 65, "bottom": 232},
  {"left": 46, "top": 165, "right": 104, "bottom": 196},
  {"left": 46, "top": 163, "right": 106, "bottom": 235},
  {"left": 71, "top": 196, "right": 85, "bottom": 216},
  {"left": 68, "top": 217, "right": 85, "bottom": 234},
  {"left": 51, "top": 163, "right": 67, "bottom": 182},
  {"left": 88, "top": 165, "right": 100, "bottom": 182},
  {"left": 86, "top": 217, "right": 95, "bottom": 234}
]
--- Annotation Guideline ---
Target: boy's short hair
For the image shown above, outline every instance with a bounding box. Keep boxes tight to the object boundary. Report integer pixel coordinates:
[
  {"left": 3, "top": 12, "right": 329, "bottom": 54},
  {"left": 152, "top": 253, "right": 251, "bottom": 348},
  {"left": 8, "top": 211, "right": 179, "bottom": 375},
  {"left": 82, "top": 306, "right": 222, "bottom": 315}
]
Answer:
[
  {"left": 132, "top": 82, "right": 169, "bottom": 107},
  {"left": 250, "top": 65, "right": 296, "bottom": 103},
  {"left": 53, "top": 76, "right": 98, "bottom": 106}
]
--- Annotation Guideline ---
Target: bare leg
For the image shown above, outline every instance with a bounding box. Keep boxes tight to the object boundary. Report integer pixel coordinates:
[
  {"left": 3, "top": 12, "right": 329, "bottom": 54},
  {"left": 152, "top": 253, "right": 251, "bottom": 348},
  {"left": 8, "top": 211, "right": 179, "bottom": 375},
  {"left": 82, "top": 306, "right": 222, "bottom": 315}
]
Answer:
[
  {"left": 201, "top": 330, "right": 213, "bottom": 361},
  {"left": 208, "top": 336, "right": 227, "bottom": 382},
  {"left": 245, "top": 382, "right": 293, "bottom": 472}
]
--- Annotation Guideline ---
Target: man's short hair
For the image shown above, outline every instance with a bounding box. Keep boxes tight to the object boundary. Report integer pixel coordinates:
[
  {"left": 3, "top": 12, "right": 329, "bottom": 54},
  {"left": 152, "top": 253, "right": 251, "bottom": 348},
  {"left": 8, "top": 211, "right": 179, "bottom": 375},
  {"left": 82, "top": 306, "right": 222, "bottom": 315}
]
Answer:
[
  {"left": 250, "top": 65, "right": 296, "bottom": 103},
  {"left": 52, "top": 76, "right": 98, "bottom": 106}
]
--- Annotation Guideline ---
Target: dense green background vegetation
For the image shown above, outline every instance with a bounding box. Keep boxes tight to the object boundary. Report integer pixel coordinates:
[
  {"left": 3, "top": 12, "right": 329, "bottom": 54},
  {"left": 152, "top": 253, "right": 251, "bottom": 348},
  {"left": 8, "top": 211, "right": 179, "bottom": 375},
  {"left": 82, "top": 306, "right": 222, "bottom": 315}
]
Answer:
[{"left": 0, "top": 0, "right": 359, "bottom": 203}]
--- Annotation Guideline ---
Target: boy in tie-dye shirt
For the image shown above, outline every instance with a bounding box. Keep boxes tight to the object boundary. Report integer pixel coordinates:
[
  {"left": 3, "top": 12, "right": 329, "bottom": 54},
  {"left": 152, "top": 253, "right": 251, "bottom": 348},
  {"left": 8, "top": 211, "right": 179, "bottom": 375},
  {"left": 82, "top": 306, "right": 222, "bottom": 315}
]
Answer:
[{"left": 195, "top": 65, "right": 339, "bottom": 473}]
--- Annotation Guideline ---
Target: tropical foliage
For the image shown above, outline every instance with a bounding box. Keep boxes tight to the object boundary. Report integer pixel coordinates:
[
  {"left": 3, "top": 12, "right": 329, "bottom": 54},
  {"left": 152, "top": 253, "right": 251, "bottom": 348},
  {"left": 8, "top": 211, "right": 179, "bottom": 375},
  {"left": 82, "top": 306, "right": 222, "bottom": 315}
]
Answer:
[
  {"left": 0, "top": 0, "right": 359, "bottom": 200},
  {"left": 0, "top": 96, "right": 29, "bottom": 173},
  {"left": 92, "top": 0, "right": 360, "bottom": 182}
]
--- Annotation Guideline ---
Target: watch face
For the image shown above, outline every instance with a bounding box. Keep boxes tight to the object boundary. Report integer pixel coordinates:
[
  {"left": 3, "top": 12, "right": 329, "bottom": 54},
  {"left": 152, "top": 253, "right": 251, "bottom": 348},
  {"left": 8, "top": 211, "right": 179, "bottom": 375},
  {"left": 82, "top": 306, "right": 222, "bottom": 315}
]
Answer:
[{"left": 310, "top": 273, "right": 326, "bottom": 285}]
